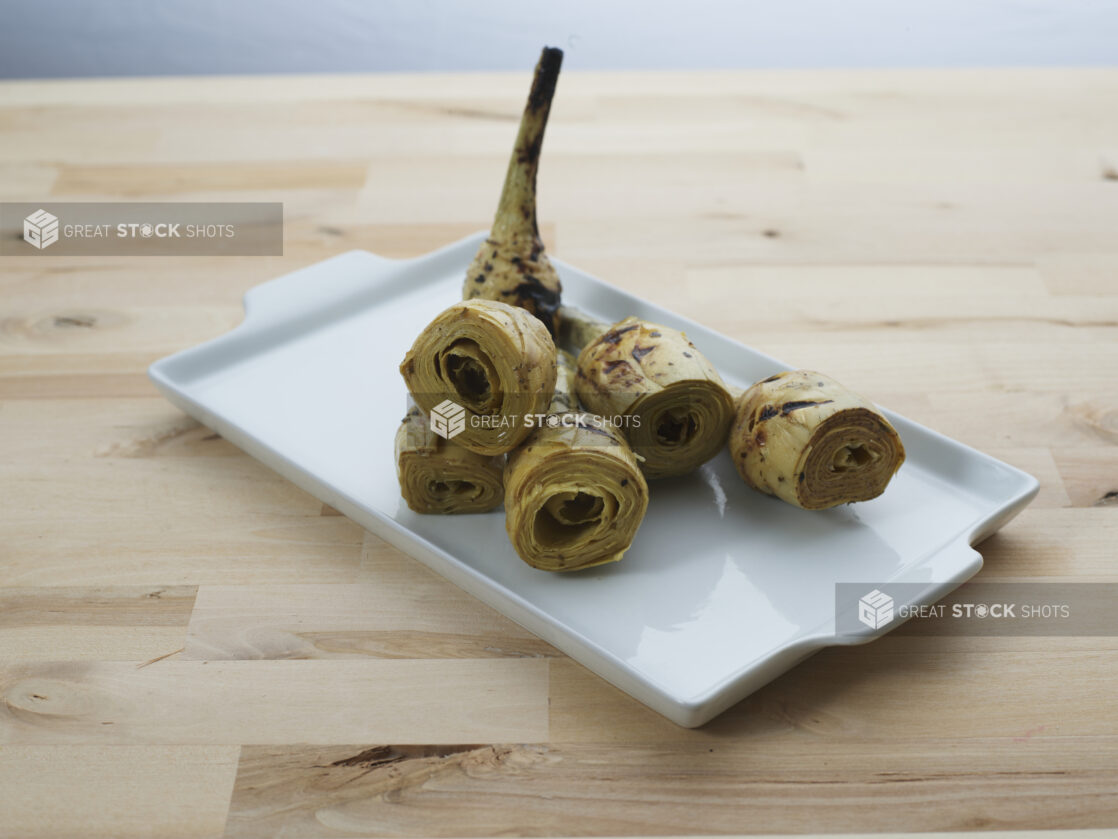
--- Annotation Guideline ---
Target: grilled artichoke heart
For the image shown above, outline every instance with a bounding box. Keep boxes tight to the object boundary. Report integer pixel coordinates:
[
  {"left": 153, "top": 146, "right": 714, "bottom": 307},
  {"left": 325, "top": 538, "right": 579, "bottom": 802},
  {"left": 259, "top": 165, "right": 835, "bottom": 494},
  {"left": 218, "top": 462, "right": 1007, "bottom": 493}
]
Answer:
[
  {"left": 504, "top": 351, "right": 648, "bottom": 571},
  {"left": 463, "top": 46, "right": 563, "bottom": 336},
  {"left": 729, "top": 370, "right": 906, "bottom": 510},
  {"left": 575, "top": 316, "right": 734, "bottom": 479},
  {"left": 400, "top": 299, "right": 557, "bottom": 456},
  {"left": 395, "top": 402, "right": 504, "bottom": 514}
]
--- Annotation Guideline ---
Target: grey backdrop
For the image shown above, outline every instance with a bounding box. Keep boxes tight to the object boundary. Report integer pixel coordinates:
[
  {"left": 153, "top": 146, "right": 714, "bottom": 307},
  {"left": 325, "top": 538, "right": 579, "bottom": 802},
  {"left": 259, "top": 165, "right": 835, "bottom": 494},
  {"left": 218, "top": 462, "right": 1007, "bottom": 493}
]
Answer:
[{"left": 1, "top": 0, "right": 1116, "bottom": 79}]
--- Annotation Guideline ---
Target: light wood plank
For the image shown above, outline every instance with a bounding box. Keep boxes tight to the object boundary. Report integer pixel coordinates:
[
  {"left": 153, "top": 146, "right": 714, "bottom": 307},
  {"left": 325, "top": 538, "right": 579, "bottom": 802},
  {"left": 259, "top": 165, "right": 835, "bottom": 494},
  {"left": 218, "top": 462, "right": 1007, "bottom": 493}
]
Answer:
[
  {"left": 2, "top": 66, "right": 1117, "bottom": 835},
  {"left": 1039, "top": 253, "right": 1118, "bottom": 295},
  {"left": 737, "top": 343, "right": 1118, "bottom": 395},
  {"left": 0, "top": 306, "right": 241, "bottom": 357},
  {"left": 0, "top": 400, "right": 234, "bottom": 463},
  {"left": 1052, "top": 448, "right": 1118, "bottom": 507},
  {"left": 559, "top": 182, "right": 1118, "bottom": 264},
  {"left": 0, "top": 372, "right": 157, "bottom": 399},
  {"left": 3, "top": 457, "right": 328, "bottom": 522},
  {"left": 891, "top": 390, "right": 1118, "bottom": 451},
  {"left": 0, "top": 660, "right": 549, "bottom": 745},
  {"left": 224, "top": 740, "right": 1118, "bottom": 836},
  {"left": 0, "top": 586, "right": 195, "bottom": 663},
  {"left": 549, "top": 649, "right": 1118, "bottom": 744},
  {"left": 0, "top": 745, "right": 240, "bottom": 839},
  {"left": 0, "top": 162, "right": 59, "bottom": 197},
  {"left": 357, "top": 151, "right": 803, "bottom": 223},
  {"left": 687, "top": 263, "right": 1050, "bottom": 299},
  {"left": 672, "top": 295, "right": 1118, "bottom": 345},
  {"left": 0, "top": 627, "right": 187, "bottom": 663},
  {"left": 0, "top": 515, "right": 365, "bottom": 586},
  {"left": 978, "top": 508, "right": 1118, "bottom": 579},
  {"left": 0, "top": 586, "right": 196, "bottom": 626},
  {"left": 51, "top": 161, "right": 369, "bottom": 196},
  {"left": 184, "top": 583, "right": 557, "bottom": 661},
  {"left": 804, "top": 148, "right": 1114, "bottom": 185}
]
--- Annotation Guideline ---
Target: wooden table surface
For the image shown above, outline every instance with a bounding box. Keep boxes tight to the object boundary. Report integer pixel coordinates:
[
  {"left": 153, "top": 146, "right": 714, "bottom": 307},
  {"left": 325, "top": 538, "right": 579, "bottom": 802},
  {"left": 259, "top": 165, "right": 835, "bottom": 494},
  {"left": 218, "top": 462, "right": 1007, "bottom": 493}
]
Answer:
[{"left": 1, "top": 67, "right": 1117, "bottom": 838}]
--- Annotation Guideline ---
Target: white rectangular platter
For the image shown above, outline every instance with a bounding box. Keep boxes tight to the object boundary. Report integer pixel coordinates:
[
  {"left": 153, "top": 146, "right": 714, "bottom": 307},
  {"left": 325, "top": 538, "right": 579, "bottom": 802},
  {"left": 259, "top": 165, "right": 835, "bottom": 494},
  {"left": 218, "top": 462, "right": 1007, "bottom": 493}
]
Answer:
[{"left": 149, "top": 233, "right": 1038, "bottom": 727}]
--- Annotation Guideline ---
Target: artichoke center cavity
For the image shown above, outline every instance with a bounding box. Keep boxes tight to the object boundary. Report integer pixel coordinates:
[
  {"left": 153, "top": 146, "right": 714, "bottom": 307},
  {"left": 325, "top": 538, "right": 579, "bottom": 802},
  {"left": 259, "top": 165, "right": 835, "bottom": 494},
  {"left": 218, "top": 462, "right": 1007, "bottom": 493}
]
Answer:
[
  {"left": 441, "top": 339, "right": 498, "bottom": 412},
  {"left": 534, "top": 491, "right": 604, "bottom": 547},
  {"left": 655, "top": 409, "right": 698, "bottom": 446},
  {"left": 429, "top": 479, "right": 473, "bottom": 497},
  {"left": 553, "top": 491, "right": 604, "bottom": 524},
  {"left": 832, "top": 444, "right": 876, "bottom": 472}
]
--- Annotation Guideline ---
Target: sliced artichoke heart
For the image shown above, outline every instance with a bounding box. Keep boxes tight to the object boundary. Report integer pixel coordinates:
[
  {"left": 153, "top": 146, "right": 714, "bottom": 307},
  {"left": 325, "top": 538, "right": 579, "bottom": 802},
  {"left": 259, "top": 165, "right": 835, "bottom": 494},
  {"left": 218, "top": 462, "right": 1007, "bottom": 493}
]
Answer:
[
  {"left": 400, "top": 299, "right": 557, "bottom": 456},
  {"left": 575, "top": 316, "right": 734, "bottom": 479},
  {"left": 504, "top": 351, "right": 648, "bottom": 572},
  {"left": 394, "top": 402, "right": 504, "bottom": 515},
  {"left": 729, "top": 370, "right": 906, "bottom": 510}
]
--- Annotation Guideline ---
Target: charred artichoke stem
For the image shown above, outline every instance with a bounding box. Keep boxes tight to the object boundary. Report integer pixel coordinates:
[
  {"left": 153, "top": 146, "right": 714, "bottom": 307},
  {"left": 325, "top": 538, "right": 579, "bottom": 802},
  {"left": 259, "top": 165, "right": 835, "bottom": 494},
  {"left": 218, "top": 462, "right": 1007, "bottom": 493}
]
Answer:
[
  {"left": 463, "top": 48, "right": 564, "bottom": 336},
  {"left": 493, "top": 46, "right": 563, "bottom": 243},
  {"left": 546, "top": 349, "right": 579, "bottom": 414},
  {"left": 557, "top": 305, "right": 608, "bottom": 355}
]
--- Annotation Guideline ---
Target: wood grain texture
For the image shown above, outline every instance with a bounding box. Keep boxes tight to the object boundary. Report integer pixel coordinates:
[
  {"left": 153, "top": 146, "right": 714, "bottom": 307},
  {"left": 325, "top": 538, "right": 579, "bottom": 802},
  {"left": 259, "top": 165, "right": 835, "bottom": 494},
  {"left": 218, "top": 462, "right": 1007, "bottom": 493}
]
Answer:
[
  {"left": 223, "top": 741, "right": 1118, "bottom": 837},
  {"left": 1, "top": 67, "right": 1116, "bottom": 836},
  {"left": 184, "top": 584, "right": 558, "bottom": 661},
  {"left": 0, "top": 660, "right": 549, "bottom": 745},
  {"left": 548, "top": 652, "right": 1118, "bottom": 744},
  {"left": 0, "top": 745, "right": 240, "bottom": 839}
]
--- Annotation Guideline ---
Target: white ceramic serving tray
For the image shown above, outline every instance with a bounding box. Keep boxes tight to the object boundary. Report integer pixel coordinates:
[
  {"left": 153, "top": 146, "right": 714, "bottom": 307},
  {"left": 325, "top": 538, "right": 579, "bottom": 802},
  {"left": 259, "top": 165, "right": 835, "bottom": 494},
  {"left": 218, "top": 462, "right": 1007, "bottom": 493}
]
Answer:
[{"left": 150, "top": 233, "right": 1038, "bottom": 727}]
